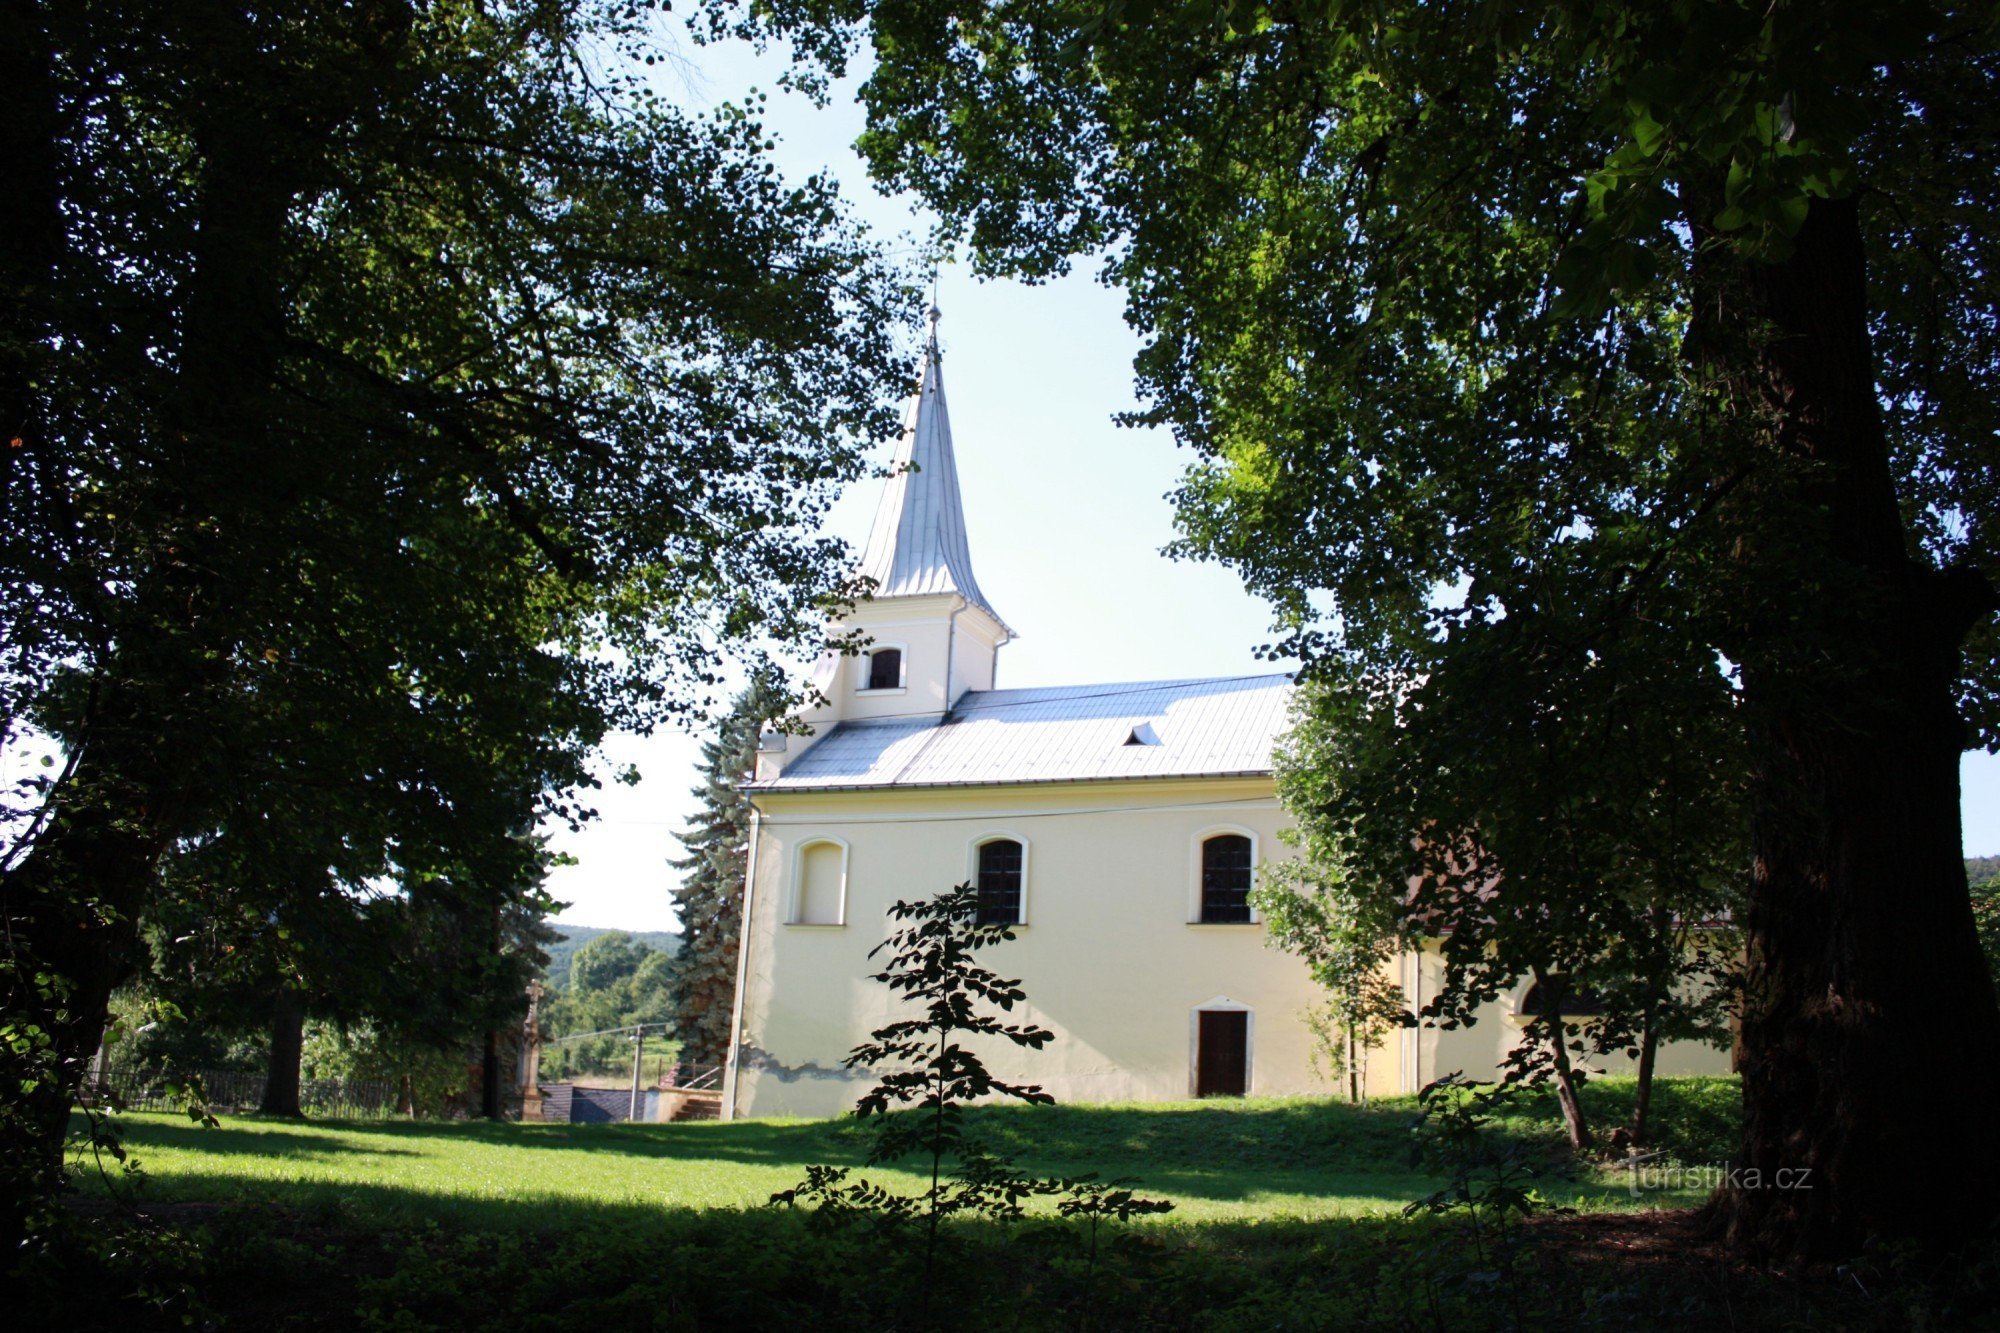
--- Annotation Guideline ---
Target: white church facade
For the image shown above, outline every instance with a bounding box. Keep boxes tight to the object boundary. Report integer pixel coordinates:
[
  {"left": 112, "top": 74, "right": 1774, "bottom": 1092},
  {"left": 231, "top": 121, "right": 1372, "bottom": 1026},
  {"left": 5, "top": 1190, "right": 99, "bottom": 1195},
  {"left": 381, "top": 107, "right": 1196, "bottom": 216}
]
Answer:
[{"left": 720, "top": 320, "right": 1729, "bottom": 1120}]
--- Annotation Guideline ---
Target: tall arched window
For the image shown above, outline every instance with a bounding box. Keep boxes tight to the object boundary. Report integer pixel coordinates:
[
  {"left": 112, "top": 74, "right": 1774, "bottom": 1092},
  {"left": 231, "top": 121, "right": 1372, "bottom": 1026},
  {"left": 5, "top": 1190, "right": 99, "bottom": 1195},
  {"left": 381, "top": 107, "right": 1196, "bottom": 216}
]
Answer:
[
  {"left": 793, "top": 840, "right": 846, "bottom": 925},
  {"left": 865, "top": 647, "right": 903, "bottom": 691},
  {"left": 1200, "top": 835, "right": 1253, "bottom": 923},
  {"left": 975, "top": 838, "right": 1024, "bottom": 925}
]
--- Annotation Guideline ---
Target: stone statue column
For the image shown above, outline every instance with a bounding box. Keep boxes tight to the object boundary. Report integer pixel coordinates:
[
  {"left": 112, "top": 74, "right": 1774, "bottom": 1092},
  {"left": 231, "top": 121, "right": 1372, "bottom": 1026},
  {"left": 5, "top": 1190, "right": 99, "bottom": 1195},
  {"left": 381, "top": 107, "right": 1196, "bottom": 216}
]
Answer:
[{"left": 520, "top": 979, "right": 545, "bottom": 1122}]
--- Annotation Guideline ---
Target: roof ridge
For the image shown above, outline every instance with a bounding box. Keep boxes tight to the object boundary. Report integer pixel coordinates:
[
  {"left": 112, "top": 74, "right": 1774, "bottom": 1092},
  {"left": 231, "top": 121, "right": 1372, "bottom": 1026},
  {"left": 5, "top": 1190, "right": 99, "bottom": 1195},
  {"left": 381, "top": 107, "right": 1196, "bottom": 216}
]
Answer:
[{"left": 954, "top": 672, "right": 1292, "bottom": 707}]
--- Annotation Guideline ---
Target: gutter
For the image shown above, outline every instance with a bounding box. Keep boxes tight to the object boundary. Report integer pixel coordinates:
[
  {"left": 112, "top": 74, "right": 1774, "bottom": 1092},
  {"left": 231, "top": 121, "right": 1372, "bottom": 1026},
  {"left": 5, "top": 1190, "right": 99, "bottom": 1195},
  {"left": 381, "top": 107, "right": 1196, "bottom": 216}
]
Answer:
[{"left": 746, "top": 769, "right": 1275, "bottom": 797}]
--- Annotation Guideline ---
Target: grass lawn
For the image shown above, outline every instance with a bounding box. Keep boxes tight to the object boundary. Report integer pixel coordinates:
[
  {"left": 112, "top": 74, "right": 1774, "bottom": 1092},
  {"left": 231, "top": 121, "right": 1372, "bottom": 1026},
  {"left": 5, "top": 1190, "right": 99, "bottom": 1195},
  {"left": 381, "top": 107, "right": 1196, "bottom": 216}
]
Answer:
[
  {"left": 38, "top": 1077, "right": 1932, "bottom": 1330},
  {"left": 81, "top": 1079, "right": 1732, "bottom": 1227}
]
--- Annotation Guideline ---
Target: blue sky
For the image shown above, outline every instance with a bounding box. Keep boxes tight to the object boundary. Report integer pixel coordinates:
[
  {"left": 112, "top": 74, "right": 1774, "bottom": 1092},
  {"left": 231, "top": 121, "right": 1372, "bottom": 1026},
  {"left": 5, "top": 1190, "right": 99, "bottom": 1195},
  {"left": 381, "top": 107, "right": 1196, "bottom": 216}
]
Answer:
[{"left": 543, "top": 22, "right": 2000, "bottom": 932}]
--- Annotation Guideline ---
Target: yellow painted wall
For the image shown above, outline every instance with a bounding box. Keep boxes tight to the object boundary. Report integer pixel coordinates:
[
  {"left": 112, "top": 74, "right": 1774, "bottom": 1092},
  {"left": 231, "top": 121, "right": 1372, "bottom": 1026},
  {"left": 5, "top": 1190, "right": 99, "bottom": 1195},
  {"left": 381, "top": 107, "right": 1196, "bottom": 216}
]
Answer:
[
  {"left": 730, "top": 777, "right": 1333, "bottom": 1118},
  {"left": 725, "top": 778, "right": 1734, "bottom": 1119},
  {"left": 1398, "top": 943, "right": 1730, "bottom": 1093}
]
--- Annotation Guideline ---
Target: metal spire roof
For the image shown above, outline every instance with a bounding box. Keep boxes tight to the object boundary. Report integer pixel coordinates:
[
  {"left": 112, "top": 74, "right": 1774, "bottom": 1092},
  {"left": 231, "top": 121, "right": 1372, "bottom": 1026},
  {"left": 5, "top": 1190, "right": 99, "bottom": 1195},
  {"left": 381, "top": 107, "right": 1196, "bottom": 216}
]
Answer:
[{"left": 856, "top": 309, "right": 1008, "bottom": 629}]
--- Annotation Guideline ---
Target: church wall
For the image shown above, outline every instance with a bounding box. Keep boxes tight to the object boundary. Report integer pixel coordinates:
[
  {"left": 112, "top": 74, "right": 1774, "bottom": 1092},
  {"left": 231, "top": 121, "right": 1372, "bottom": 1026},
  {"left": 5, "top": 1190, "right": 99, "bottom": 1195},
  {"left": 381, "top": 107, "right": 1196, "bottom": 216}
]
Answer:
[
  {"left": 727, "top": 780, "right": 1734, "bottom": 1120},
  {"left": 1409, "top": 943, "right": 1731, "bottom": 1093},
  {"left": 730, "top": 777, "right": 1336, "bottom": 1118}
]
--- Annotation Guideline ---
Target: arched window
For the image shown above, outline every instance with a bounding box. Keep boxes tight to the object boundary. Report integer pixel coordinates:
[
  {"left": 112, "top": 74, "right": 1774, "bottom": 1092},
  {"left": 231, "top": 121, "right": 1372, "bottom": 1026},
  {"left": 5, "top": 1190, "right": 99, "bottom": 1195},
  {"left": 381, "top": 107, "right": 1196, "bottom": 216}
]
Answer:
[
  {"left": 865, "top": 647, "right": 903, "bottom": 691},
  {"left": 793, "top": 840, "right": 846, "bottom": 925},
  {"left": 974, "top": 838, "right": 1024, "bottom": 925},
  {"left": 1200, "top": 834, "right": 1254, "bottom": 924},
  {"left": 1519, "top": 978, "right": 1605, "bottom": 1018}
]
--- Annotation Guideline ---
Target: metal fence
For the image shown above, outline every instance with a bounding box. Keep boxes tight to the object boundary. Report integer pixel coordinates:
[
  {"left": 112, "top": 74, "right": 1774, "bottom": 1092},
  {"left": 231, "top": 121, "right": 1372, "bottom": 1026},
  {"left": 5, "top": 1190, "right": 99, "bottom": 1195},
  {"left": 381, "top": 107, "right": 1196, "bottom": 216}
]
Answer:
[
  {"left": 85, "top": 1065, "right": 404, "bottom": 1119},
  {"left": 663, "top": 1062, "right": 722, "bottom": 1091}
]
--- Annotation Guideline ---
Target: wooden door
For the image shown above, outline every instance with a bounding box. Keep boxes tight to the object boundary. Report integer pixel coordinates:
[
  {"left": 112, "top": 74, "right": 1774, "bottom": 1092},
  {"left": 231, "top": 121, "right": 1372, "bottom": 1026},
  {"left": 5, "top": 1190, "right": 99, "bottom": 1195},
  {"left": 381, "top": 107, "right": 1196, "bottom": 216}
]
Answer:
[{"left": 1196, "top": 1010, "right": 1248, "bottom": 1097}]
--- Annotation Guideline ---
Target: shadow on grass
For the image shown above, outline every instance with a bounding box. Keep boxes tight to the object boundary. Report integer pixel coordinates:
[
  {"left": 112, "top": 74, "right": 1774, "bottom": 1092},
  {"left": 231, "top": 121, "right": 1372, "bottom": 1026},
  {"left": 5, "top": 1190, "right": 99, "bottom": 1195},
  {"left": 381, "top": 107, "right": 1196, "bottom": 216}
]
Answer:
[
  {"left": 90, "top": 1076, "right": 1737, "bottom": 1222},
  {"left": 41, "top": 1170, "right": 1839, "bottom": 1333},
  {"left": 81, "top": 1116, "right": 424, "bottom": 1162}
]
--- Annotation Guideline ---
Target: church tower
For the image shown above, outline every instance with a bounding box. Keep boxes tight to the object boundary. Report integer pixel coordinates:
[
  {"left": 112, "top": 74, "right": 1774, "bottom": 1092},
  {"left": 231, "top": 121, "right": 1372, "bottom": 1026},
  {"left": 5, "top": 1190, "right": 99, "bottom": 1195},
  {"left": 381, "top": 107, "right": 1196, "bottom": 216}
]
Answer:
[{"left": 759, "top": 310, "right": 1012, "bottom": 777}]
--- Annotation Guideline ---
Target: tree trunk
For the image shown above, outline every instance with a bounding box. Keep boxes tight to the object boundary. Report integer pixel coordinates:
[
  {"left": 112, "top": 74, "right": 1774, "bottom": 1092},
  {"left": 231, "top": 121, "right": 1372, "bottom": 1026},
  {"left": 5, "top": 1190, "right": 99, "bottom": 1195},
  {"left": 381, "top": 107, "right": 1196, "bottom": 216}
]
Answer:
[
  {"left": 1544, "top": 1020, "right": 1593, "bottom": 1153},
  {"left": 0, "top": 10, "right": 311, "bottom": 1215},
  {"left": 260, "top": 989, "right": 307, "bottom": 1118},
  {"left": 3, "top": 684, "right": 191, "bottom": 1218},
  {"left": 1700, "top": 197, "right": 2000, "bottom": 1259},
  {"left": 481, "top": 1029, "right": 503, "bottom": 1120},
  {"left": 1630, "top": 1016, "right": 1659, "bottom": 1148}
]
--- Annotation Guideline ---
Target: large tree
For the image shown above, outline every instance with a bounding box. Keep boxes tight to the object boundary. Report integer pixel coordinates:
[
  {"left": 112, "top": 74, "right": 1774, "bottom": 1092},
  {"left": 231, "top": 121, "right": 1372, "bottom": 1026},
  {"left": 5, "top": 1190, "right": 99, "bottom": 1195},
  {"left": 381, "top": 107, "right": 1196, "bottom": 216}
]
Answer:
[
  {"left": 667, "top": 671, "right": 784, "bottom": 1068},
  {"left": 0, "top": 0, "right": 908, "bottom": 1231},
  {"left": 1267, "top": 616, "right": 1746, "bottom": 1150},
  {"left": 727, "top": 1, "right": 2000, "bottom": 1258}
]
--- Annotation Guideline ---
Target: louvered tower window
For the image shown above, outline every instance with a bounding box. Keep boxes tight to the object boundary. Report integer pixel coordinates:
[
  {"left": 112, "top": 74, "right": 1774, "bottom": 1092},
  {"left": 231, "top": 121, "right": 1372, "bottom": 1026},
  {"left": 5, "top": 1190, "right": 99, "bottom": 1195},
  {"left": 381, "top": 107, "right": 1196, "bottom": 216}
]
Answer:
[{"left": 865, "top": 648, "right": 902, "bottom": 691}]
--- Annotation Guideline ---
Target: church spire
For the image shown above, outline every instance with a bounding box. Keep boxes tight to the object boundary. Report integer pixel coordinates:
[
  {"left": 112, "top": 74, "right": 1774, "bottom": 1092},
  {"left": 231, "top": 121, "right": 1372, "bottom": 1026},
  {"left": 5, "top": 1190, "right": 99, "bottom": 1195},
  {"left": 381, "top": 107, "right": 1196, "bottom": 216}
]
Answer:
[{"left": 856, "top": 308, "right": 1009, "bottom": 630}]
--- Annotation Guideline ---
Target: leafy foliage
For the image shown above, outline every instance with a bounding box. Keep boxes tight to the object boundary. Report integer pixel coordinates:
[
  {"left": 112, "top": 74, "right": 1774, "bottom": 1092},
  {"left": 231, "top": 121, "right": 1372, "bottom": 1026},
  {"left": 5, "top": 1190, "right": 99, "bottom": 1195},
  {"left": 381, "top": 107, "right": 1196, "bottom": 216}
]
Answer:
[
  {"left": 1404, "top": 1073, "right": 1570, "bottom": 1329},
  {"left": 720, "top": 0, "right": 2000, "bottom": 1255},
  {"left": 772, "top": 883, "right": 1170, "bottom": 1299},
  {"left": 1252, "top": 841, "right": 1410, "bottom": 1101},
  {"left": 538, "top": 931, "right": 679, "bottom": 1083},
  {"left": 541, "top": 926, "right": 680, "bottom": 996},
  {"left": 2, "top": 0, "right": 912, "bottom": 1222}
]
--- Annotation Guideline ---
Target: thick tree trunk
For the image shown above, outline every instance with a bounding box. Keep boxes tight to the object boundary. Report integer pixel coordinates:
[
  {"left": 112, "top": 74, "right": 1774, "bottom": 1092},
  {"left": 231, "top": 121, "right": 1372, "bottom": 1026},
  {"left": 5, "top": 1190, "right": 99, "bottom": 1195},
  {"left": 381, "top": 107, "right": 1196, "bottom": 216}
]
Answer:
[
  {"left": 1704, "top": 198, "right": 2000, "bottom": 1259},
  {"left": 4, "top": 685, "right": 191, "bottom": 1217},
  {"left": 481, "top": 1030, "right": 503, "bottom": 1120},
  {"left": 1, "top": 70, "right": 301, "bottom": 1214},
  {"left": 261, "top": 989, "right": 307, "bottom": 1118}
]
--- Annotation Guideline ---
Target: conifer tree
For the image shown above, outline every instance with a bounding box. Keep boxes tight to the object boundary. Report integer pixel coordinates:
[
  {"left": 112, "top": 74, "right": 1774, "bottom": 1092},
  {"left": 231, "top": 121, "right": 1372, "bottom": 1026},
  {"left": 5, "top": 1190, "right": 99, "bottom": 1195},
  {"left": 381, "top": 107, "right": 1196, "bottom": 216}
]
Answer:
[{"left": 667, "top": 672, "right": 784, "bottom": 1068}]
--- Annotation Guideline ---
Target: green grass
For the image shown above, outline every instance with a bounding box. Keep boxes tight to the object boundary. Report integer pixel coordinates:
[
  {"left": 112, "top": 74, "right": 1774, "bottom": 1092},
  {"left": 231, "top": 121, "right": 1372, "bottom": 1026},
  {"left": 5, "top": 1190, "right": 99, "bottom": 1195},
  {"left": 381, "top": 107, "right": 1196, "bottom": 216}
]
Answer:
[
  {"left": 80, "top": 1076, "right": 1739, "bottom": 1228},
  {"left": 43, "top": 1077, "right": 1940, "bottom": 1331}
]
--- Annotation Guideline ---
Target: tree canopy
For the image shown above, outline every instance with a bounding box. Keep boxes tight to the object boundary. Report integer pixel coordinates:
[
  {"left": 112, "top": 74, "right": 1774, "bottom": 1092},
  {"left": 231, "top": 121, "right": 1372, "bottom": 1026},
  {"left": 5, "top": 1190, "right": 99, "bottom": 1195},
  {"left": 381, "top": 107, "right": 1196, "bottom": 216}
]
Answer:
[
  {"left": 668, "top": 670, "right": 784, "bottom": 1068},
  {"left": 2, "top": 0, "right": 913, "bottom": 1230},
  {"left": 724, "top": 0, "right": 2000, "bottom": 1259}
]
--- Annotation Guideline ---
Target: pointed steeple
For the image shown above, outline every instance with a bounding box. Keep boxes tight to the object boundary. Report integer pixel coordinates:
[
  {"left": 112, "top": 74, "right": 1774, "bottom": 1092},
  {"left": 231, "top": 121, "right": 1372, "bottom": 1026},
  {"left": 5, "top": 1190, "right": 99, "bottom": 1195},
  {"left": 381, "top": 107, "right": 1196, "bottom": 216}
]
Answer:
[{"left": 856, "top": 308, "right": 1009, "bottom": 630}]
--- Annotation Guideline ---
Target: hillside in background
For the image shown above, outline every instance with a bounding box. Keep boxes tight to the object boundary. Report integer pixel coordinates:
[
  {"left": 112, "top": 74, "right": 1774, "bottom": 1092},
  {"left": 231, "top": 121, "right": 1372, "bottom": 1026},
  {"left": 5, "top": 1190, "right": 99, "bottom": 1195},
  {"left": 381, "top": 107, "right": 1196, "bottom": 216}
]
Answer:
[
  {"left": 542, "top": 924, "right": 680, "bottom": 993},
  {"left": 1971, "top": 857, "right": 2000, "bottom": 890}
]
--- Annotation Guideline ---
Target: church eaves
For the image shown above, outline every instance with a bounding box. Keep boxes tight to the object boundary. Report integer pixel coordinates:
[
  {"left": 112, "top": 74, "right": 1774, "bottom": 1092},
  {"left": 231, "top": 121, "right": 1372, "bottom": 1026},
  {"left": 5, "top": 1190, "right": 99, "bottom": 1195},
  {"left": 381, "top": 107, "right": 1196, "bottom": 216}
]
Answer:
[{"left": 855, "top": 309, "right": 1009, "bottom": 631}]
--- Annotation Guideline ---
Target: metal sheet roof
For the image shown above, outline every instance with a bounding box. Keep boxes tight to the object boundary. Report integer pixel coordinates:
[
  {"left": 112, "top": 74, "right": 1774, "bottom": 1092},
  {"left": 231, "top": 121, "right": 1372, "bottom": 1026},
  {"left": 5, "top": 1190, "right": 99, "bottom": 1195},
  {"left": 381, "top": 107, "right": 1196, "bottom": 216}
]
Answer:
[
  {"left": 854, "top": 312, "right": 1008, "bottom": 629},
  {"left": 755, "top": 673, "right": 1295, "bottom": 792}
]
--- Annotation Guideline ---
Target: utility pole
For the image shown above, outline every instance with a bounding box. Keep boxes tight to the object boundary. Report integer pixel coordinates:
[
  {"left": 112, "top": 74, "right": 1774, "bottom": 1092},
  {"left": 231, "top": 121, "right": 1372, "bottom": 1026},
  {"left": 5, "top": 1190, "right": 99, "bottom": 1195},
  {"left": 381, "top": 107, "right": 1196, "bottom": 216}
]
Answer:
[{"left": 628, "top": 1026, "right": 646, "bottom": 1122}]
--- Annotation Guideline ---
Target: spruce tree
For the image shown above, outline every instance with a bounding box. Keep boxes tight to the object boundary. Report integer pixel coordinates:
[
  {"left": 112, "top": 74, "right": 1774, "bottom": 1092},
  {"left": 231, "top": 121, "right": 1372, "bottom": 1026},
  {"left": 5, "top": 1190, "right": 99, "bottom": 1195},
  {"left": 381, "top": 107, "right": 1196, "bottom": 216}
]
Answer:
[{"left": 667, "top": 673, "right": 784, "bottom": 1069}]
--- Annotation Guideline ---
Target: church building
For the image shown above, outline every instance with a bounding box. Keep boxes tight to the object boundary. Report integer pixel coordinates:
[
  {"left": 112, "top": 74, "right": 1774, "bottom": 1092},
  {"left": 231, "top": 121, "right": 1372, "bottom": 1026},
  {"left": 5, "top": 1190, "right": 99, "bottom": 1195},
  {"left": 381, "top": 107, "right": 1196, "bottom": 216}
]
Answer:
[{"left": 720, "top": 317, "right": 1727, "bottom": 1120}]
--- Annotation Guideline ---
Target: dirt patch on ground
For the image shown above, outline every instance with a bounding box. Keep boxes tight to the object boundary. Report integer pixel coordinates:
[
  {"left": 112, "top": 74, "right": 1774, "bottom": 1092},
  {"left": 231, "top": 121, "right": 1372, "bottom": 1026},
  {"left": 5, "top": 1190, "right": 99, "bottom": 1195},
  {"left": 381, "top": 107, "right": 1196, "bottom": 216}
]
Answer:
[{"left": 1524, "top": 1209, "right": 1936, "bottom": 1329}]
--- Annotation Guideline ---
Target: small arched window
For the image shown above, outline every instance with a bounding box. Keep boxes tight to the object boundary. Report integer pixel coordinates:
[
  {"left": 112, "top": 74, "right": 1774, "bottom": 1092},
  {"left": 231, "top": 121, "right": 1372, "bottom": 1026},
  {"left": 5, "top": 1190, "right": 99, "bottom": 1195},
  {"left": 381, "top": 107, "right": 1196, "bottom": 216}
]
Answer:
[
  {"left": 975, "top": 839, "right": 1024, "bottom": 925},
  {"left": 1200, "top": 835, "right": 1253, "bottom": 923},
  {"left": 793, "top": 840, "right": 846, "bottom": 925},
  {"left": 865, "top": 647, "right": 903, "bottom": 691}
]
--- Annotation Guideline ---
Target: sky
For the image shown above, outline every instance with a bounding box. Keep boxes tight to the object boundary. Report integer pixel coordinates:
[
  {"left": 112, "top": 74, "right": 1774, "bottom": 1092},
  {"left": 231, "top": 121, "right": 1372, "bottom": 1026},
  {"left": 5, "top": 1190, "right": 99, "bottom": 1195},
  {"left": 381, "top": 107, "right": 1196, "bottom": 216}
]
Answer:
[{"left": 541, "top": 21, "right": 2000, "bottom": 933}]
